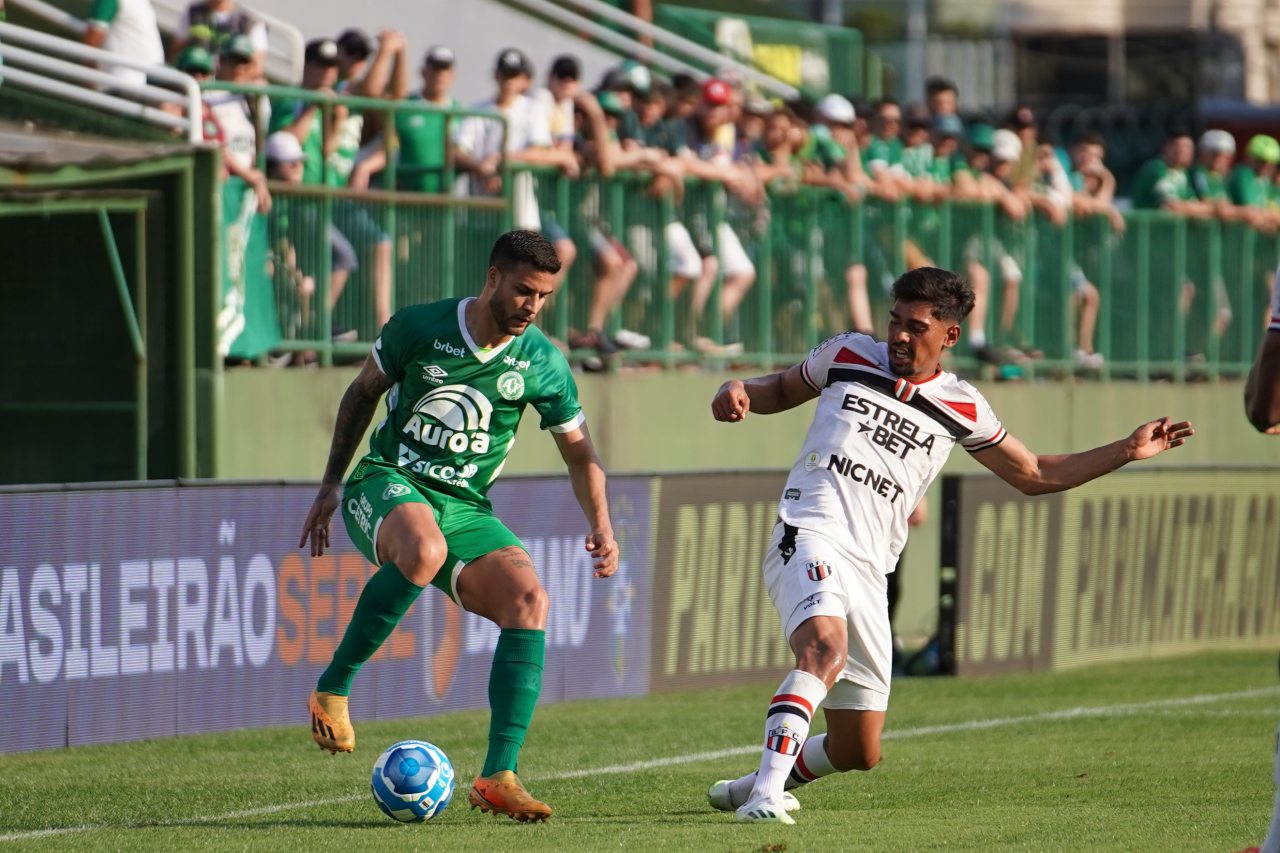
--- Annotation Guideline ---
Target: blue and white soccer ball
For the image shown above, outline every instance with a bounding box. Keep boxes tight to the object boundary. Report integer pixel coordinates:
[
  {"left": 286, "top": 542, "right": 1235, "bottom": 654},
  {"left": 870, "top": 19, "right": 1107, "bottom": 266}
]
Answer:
[{"left": 370, "top": 739, "right": 455, "bottom": 823}]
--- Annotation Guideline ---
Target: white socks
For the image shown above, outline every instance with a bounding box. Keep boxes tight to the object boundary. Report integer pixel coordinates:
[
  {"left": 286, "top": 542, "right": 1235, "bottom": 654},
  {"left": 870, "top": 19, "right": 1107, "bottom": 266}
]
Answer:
[
  {"left": 729, "top": 733, "right": 839, "bottom": 804},
  {"left": 747, "top": 669, "right": 829, "bottom": 803}
]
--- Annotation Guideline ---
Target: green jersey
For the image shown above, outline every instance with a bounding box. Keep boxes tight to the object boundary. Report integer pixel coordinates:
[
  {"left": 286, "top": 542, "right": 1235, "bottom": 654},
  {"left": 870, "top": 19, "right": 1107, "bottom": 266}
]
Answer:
[
  {"left": 358, "top": 298, "right": 583, "bottom": 506},
  {"left": 1131, "top": 157, "right": 1192, "bottom": 209},
  {"left": 268, "top": 96, "right": 361, "bottom": 187},
  {"left": 396, "top": 94, "right": 459, "bottom": 193},
  {"left": 863, "top": 136, "right": 902, "bottom": 175},
  {"left": 1190, "top": 164, "right": 1229, "bottom": 201},
  {"left": 1227, "top": 163, "right": 1268, "bottom": 207}
]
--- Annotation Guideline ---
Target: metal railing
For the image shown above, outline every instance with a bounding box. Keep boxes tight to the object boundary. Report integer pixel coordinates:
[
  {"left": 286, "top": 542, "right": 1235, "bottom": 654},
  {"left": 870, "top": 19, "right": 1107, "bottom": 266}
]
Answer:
[
  {"left": 198, "top": 85, "right": 1277, "bottom": 379},
  {"left": 518, "top": 0, "right": 801, "bottom": 99},
  {"left": 205, "top": 82, "right": 510, "bottom": 366},
  {"left": 0, "top": 21, "right": 203, "bottom": 141},
  {"left": 8, "top": 0, "right": 305, "bottom": 84},
  {"left": 149, "top": 0, "right": 305, "bottom": 84}
]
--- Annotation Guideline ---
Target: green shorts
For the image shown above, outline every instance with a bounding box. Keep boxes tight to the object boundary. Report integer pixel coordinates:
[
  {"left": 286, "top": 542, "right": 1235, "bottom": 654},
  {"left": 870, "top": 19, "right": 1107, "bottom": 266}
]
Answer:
[{"left": 341, "top": 466, "right": 524, "bottom": 604}]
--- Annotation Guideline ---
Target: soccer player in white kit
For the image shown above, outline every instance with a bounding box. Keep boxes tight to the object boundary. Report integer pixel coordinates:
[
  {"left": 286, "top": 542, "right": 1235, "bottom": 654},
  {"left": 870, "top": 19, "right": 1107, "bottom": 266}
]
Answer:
[
  {"left": 1241, "top": 267, "right": 1280, "bottom": 853},
  {"left": 707, "top": 266, "right": 1196, "bottom": 824}
]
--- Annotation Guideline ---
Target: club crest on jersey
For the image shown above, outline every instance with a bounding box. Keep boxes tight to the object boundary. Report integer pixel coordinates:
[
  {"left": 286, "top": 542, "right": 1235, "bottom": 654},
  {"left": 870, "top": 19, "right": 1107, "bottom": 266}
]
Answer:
[
  {"left": 422, "top": 364, "right": 448, "bottom": 384},
  {"left": 805, "top": 559, "right": 831, "bottom": 581},
  {"left": 382, "top": 483, "right": 412, "bottom": 500},
  {"left": 784, "top": 488, "right": 802, "bottom": 501},
  {"left": 496, "top": 371, "right": 525, "bottom": 401},
  {"left": 766, "top": 725, "right": 802, "bottom": 756}
]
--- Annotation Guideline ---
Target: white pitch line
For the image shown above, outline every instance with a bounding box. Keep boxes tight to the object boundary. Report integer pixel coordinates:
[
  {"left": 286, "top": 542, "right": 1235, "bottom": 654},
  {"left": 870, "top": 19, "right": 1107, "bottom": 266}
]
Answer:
[{"left": 2, "top": 685, "right": 1276, "bottom": 843}]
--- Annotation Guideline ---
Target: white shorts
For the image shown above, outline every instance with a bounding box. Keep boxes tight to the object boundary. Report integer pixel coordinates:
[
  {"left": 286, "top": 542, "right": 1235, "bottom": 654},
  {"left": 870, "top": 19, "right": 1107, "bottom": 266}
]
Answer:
[
  {"left": 761, "top": 522, "right": 891, "bottom": 711},
  {"left": 663, "top": 221, "right": 757, "bottom": 280}
]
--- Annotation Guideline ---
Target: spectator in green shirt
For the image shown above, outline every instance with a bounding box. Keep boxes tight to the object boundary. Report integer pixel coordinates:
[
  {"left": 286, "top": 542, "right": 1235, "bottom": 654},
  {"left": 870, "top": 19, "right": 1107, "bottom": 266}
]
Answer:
[
  {"left": 1227, "top": 134, "right": 1279, "bottom": 226},
  {"left": 863, "top": 99, "right": 904, "bottom": 200},
  {"left": 270, "top": 38, "right": 391, "bottom": 331},
  {"left": 1130, "top": 130, "right": 1215, "bottom": 217}
]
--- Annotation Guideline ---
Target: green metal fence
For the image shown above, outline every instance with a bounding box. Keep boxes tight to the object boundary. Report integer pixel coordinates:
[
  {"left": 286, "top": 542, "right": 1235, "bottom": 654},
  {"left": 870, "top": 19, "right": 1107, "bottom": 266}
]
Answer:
[{"left": 202, "top": 83, "right": 1277, "bottom": 379}]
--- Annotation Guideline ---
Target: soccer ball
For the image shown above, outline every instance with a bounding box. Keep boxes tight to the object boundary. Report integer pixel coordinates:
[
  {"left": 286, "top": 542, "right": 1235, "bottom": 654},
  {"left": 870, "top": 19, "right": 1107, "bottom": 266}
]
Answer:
[{"left": 370, "top": 740, "right": 455, "bottom": 822}]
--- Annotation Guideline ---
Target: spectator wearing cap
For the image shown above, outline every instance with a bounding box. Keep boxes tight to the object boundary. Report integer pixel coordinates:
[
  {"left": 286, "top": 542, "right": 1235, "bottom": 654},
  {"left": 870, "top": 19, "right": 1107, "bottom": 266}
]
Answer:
[
  {"left": 1191, "top": 130, "right": 1250, "bottom": 223},
  {"left": 198, "top": 36, "right": 270, "bottom": 214},
  {"left": 668, "top": 76, "right": 759, "bottom": 355},
  {"left": 337, "top": 29, "right": 411, "bottom": 194},
  {"left": 270, "top": 37, "right": 392, "bottom": 331},
  {"left": 336, "top": 28, "right": 408, "bottom": 101},
  {"left": 360, "top": 46, "right": 461, "bottom": 195},
  {"left": 456, "top": 48, "right": 580, "bottom": 280},
  {"left": 802, "top": 93, "right": 866, "bottom": 200},
  {"left": 1228, "top": 134, "right": 1279, "bottom": 217},
  {"left": 533, "top": 54, "right": 582, "bottom": 152},
  {"left": 264, "top": 131, "right": 359, "bottom": 353},
  {"left": 174, "top": 0, "right": 267, "bottom": 81},
  {"left": 951, "top": 127, "right": 1034, "bottom": 372},
  {"left": 82, "top": 0, "right": 164, "bottom": 89},
  {"left": 1131, "top": 129, "right": 1215, "bottom": 218}
]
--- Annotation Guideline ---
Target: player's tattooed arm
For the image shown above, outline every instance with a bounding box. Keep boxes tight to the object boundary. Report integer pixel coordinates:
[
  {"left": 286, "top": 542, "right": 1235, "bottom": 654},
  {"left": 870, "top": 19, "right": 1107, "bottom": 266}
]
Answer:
[
  {"left": 712, "top": 362, "right": 818, "bottom": 421},
  {"left": 321, "top": 355, "right": 394, "bottom": 485},
  {"left": 299, "top": 355, "right": 393, "bottom": 556}
]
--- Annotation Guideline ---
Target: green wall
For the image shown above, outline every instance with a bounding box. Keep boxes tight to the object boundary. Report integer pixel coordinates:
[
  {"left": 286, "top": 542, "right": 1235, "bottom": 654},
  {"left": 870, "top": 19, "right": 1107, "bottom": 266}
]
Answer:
[
  {"left": 220, "top": 369, "right": 1280, "bottom": 478},
  {"left": 220, "top": 369, "right": 1280, "bottom": 646}
]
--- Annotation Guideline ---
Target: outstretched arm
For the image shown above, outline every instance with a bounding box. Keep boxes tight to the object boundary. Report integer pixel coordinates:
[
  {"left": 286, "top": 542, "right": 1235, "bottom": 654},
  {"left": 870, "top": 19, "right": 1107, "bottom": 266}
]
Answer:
[
  {"left": 553, "top": 423, "right": 617, "bottom": 578},
  {"left": 972, "top": 417, "right": 1195, "bottom": 495},
  {"left": 711, "top": 362, "right": 819, "bottom": 422},
  {"left": 1245, "top": 331, "right": 1280, "bottom": 433},
  {"left": 299, "top": 355, "right": 393, "bottom": 555}
]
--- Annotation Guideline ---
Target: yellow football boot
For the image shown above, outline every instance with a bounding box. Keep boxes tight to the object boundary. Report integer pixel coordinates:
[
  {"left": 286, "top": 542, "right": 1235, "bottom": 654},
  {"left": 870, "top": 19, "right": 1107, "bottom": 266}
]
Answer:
[
  {"left": 467, "top": 770, "right": 552, "bottom": 822},
  {"left": 308, "top": 689, "right": 355, "bottom": 754}
]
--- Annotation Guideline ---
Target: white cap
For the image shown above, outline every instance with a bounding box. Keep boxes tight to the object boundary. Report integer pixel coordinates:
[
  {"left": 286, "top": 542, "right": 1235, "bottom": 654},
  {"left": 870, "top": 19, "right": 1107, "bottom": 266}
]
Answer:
[
  {"left": 1199, "top": 129, "right": 1236, "bottom": 155},
  {"left": 265, "top": 131, "right": 305, "bottom": 163},
  {"left": 816, "top": 93, "right": 855, "bottom": 125},
  {"left": 991, "top": 128, "right": 1023, "bottom": 162}
]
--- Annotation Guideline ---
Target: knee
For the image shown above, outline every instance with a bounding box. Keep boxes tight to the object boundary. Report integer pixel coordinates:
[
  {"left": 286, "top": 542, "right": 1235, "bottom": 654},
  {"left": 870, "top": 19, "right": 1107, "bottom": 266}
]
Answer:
[
  {"left": 832, "top": 745, "right": 880, "bottom": 773},
  {"left": 597, "top": 251, "right": 620, "bottom": 274},
  {"left": 500, "top": 582, "right": 549, "bottom": 629},
  {"left": 793, "top": 636, "right": 846, "bottom": 680},
  {"left": 557, "top": 239, "right": 577, "bottom": 268},
  {"left": 394, "top": 535, "right": 447, "bottom": 586}
]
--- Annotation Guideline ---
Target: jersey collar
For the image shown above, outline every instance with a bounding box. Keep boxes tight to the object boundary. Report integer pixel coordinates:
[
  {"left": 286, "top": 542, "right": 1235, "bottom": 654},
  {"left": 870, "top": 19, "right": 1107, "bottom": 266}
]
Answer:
[{"left": 458, "top": 297, "right": 515, "bottom": 364}]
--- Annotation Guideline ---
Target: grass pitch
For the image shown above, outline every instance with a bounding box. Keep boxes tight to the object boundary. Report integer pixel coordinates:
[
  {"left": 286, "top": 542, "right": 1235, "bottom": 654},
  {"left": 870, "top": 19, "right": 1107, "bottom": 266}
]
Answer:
[{"left": 3, "top": 651, "right": 1276, "bottom": 851}]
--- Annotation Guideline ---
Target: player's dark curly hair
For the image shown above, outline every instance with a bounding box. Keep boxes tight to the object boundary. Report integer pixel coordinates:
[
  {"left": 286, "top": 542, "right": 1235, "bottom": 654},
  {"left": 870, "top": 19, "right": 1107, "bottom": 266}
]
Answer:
[
  {"left": 890, "top": 267, "right": 975, "bottom": 323},
  {"left": 489, "top": 229, "right": 562, "bottom": 275}
]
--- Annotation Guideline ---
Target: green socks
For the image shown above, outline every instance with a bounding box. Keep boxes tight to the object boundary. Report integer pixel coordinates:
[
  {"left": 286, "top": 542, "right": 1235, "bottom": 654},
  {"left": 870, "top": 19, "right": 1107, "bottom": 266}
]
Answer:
[
  {"left": 481, "top": 628, "right": 546, "bottom": 777},
  {"left": 317, "top": 562, "right": 424, "bottom": 696}
]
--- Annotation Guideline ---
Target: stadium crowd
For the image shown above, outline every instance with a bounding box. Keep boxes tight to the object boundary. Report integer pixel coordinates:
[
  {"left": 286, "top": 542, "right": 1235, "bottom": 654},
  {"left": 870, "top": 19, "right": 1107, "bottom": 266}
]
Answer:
[{"left": 82, "top": 1, "right": 1280, "bottom": 372}]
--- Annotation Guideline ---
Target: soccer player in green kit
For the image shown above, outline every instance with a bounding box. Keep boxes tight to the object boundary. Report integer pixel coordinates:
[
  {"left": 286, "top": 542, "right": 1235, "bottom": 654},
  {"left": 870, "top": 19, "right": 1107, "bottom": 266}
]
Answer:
[{"left": 299, "top": 230, "right": 618, "bottom": 822}]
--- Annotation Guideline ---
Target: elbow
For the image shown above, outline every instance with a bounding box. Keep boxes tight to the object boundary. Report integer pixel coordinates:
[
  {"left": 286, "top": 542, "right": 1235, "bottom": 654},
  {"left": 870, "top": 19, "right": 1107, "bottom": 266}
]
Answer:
[
  {"left": 1246, "top": 406, "right": 1280, "bottom": 433},
  {"left": 1015, "top": 477, "right": 1054, "bottom": 497}
]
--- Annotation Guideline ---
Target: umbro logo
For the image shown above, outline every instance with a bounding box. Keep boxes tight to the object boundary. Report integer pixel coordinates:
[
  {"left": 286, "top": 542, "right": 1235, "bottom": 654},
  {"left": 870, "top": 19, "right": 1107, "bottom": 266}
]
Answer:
[{"left": 423, "top": 365, "right": 448, "bottom": 384}]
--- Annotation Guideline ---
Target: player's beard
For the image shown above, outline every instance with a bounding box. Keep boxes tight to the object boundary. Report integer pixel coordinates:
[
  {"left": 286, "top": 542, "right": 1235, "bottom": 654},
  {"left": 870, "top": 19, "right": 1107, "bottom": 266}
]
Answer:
[{"left": 489, "top": 300, "right": 533, "bottom": 336}]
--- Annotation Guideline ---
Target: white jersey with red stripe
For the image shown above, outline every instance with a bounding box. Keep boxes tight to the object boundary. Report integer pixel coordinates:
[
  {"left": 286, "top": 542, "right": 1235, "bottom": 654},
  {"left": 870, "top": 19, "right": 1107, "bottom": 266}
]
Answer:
[
  {"left": 779, "top": 332, "right": 1006, "bottom": 575},
  {"left": 1270, "top": 265, "right": 1280, "bottom": 332}
]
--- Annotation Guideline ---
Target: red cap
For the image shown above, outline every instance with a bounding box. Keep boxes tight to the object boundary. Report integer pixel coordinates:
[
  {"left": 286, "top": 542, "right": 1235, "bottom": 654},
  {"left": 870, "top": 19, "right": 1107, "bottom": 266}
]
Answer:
[{"left": 702, "top": 78, "right": 731, "bottom": 106}]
